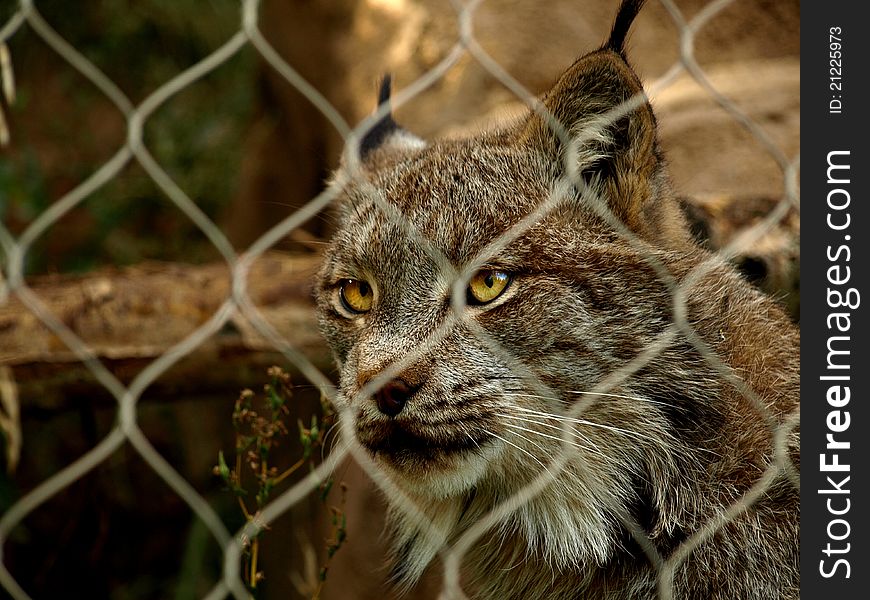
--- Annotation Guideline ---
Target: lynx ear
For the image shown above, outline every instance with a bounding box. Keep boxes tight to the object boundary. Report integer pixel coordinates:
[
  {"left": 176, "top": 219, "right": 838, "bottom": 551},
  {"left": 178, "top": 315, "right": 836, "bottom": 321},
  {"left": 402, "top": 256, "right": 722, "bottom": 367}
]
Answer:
[
  {"left": 357, "top": 75, "right": 425, "bottom": 164},
  {"left": 522, "top": 0, "right": 667, "bottom": 236}
]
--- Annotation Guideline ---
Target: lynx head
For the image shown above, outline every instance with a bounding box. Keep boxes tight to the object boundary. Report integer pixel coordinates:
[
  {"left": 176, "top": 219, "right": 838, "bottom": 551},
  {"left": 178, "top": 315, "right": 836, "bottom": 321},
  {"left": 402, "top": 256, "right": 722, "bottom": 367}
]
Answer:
[{"left": 315, "top": 0, "right": 743, "bottom": 582}]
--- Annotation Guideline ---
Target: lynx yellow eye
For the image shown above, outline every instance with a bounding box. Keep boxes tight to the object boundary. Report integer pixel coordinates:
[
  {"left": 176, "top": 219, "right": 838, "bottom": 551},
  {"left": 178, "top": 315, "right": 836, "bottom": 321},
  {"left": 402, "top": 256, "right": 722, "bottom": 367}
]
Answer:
[
  {"left": 339, "top": 279, "right": 373, "bottom": 313},
  {"left": 467, "top": 269, "right": 511, "bottom": 305}
]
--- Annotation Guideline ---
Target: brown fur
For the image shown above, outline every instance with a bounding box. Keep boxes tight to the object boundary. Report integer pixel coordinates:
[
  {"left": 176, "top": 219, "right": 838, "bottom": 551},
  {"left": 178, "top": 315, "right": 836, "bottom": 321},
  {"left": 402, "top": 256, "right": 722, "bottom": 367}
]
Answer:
[{"left": 314, "top": 1, "right": 799, "bottom": 598}]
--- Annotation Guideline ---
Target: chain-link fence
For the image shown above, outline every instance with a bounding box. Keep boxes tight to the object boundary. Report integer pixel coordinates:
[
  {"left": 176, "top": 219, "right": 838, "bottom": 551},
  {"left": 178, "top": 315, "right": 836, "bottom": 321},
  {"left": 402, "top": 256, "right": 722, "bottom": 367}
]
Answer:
[{"left": 0, "top": 0, "right": 799, "bottom": 598}]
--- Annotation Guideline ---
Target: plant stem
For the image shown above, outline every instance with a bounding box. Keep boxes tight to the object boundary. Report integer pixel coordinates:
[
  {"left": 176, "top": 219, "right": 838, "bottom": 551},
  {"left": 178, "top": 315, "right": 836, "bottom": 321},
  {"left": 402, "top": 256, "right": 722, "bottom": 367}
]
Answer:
[
  {"left": 272, "top": 457, "right": 305, "bottom": 486},
  {"left": 250, "top": 538, "right": 259, "bottom": 590},
  {"left": 237, "top": 497, "right": 252, "bottom": 521}
]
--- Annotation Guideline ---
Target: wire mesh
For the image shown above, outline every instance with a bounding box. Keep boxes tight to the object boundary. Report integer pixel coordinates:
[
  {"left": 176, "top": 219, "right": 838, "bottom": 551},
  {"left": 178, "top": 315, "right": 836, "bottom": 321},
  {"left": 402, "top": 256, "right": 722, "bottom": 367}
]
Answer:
[{"left": 0, "top": 0, "right": 800, "bottom": 598}]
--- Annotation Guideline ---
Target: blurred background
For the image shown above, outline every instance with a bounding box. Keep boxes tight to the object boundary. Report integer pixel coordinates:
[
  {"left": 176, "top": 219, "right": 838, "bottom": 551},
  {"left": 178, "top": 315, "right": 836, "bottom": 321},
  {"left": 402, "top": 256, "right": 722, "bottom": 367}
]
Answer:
[{"left": 0, "top": 1, "right": 798, "bottom": 599}]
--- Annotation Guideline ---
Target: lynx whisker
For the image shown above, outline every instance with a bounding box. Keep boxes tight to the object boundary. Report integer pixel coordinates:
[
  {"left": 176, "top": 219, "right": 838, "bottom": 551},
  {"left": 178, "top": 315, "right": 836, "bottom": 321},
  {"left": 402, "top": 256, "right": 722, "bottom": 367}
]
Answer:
[
  {"left": 509, "top": 392, "right": 722, "bottom": 458},
  {"left": 509, "top": 389, "right": 684, "bottom": 411},
  {"left": 463, "top": 430, "right": 483, "bottom": 452},
  {"left": 512, "top": 406, "right": 662, "bottom": 444},
  {"left": 482, "top": 428, "right": 551, "bottom": 474},
  {"left": 500, "top": 425, "right": 560, "bottom": 461},
  {"left": 322, "top": 421, "right": 344, "bottom": 460},
  {"left": 498, "top": 415, "right": 606, "bottom": 459},
  {"left": 563, "top": 389, "right": 687, "bottom": 410},
  {"left": 502, "top": 423, "right": 604, "bottom": 462}
]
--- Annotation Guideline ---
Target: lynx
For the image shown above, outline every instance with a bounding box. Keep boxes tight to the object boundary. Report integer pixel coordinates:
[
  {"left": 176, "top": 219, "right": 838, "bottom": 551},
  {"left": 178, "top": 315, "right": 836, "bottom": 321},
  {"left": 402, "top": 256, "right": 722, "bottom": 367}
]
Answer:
[{"left": 314, "top": 0, "right": 800, "bottom": 598}]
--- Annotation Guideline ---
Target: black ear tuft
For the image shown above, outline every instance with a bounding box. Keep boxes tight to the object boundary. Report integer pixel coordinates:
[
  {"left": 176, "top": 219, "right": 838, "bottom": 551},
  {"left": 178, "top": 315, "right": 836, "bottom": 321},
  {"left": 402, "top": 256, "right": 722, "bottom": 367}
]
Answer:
[
  {"left": 377, "top": 73, "right": 393, "bottom": 107},
  {"left": 604, "top": 0, "right": 646, "bottom": 55},
  {"left": 360, "top": 74, "right": 401, "bottom": 159}
]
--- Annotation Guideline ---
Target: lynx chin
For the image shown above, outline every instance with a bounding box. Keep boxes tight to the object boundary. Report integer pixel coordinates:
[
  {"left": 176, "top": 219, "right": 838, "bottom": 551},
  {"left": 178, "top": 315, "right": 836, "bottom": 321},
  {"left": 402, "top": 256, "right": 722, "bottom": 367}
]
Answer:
[{"left": 314, "top": 0, "right": 800, "bottom": 598}]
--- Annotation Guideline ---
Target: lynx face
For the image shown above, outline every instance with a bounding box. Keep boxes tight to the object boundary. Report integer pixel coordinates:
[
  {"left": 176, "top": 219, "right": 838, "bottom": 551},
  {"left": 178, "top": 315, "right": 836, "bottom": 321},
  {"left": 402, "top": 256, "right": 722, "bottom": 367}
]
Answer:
[
  {"left": 316, "top": 28, "right": 688, "bottom": 491},
  {"left": 315, "top": 1, "right": 799, "bottom": 596},
  {"left": 318, "top": 134, "right": 679, "bottom": 497}
]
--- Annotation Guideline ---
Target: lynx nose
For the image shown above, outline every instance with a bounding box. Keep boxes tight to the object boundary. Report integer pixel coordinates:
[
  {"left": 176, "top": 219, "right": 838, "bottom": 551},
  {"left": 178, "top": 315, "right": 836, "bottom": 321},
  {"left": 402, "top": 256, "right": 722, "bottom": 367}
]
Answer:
[{"left": 374, "top": 379, "right": 415, "bottom": 417}]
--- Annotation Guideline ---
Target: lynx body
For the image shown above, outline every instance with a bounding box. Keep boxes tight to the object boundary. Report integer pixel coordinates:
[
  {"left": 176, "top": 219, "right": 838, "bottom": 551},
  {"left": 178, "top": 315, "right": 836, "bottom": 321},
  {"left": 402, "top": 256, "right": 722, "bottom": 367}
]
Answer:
[{"left": 315, "top": 1, "right": 799, "bottom": 597}]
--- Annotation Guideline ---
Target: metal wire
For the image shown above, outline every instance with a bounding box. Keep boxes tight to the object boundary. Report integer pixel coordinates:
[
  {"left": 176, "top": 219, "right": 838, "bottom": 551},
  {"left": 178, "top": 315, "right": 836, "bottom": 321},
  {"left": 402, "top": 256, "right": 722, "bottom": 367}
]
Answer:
[{"left": 0, "top": 1, "right": 800, "bottom": 599}]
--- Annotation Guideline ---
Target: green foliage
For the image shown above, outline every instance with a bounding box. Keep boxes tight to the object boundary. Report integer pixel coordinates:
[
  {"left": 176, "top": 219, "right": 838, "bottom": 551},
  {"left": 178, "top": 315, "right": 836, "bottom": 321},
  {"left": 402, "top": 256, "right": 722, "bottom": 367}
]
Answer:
[
  {"left": 2, "top": 0, "right": 255, "bottom": 273},
  {"left": 214, "top": 367, "right": 347, "bottom": 598}
]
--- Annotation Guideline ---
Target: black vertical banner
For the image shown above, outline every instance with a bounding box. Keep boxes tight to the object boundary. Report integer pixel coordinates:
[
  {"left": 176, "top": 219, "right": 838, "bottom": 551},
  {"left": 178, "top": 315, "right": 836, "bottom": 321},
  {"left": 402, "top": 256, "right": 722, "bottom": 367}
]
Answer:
[{"left": 802, "top": 2, "right": 869, "bottom": 598}]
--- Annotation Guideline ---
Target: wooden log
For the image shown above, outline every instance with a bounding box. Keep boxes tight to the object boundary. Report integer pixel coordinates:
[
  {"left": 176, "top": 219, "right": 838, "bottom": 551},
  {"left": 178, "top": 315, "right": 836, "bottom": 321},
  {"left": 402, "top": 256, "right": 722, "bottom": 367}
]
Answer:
[{"left": 0, "top": 251, "right": 332, "bottom": 409}]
